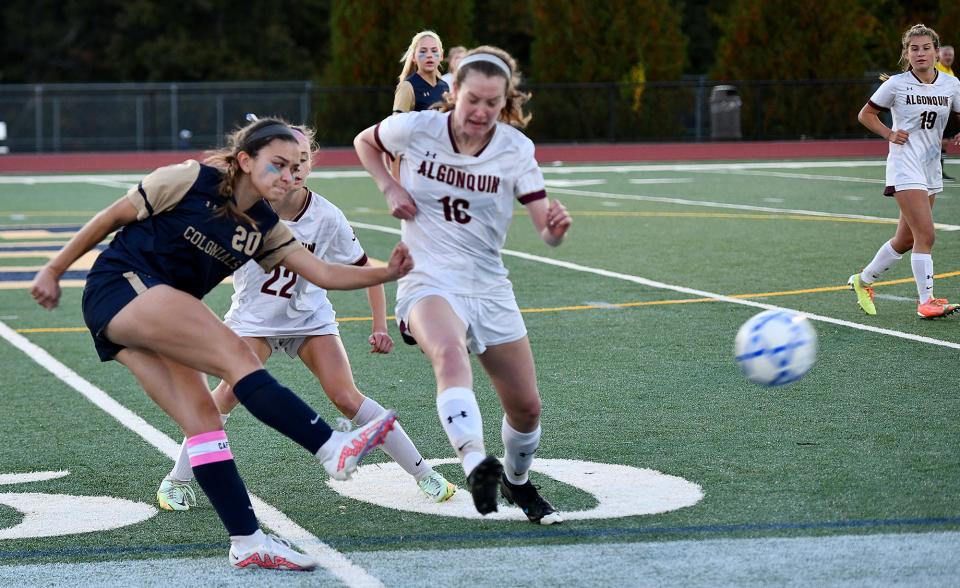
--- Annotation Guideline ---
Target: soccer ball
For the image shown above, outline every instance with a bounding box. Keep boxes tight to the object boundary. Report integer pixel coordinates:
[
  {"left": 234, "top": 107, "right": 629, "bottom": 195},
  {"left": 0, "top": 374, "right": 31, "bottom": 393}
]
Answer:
[{"left": 734, "top": 309, "right": 817, "bottom": 386}]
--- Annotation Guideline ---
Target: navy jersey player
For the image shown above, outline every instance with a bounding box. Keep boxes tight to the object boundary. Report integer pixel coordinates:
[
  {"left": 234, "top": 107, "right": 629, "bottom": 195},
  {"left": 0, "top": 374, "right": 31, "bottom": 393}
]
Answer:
[
  {"left": 849, "top": 24, "right": 960, "bottom": 319},
  {"left": 392, "top": 30, "right": 450, "bottom": 114},
  {"left": 30, "top": 118, "right": 412, "bottom": 571},
  {"left": 156, "top": 125, "right": 457, "bottom": 509},
  {"left": 355, "top": 46, "right": 572, "bottom": 524}
]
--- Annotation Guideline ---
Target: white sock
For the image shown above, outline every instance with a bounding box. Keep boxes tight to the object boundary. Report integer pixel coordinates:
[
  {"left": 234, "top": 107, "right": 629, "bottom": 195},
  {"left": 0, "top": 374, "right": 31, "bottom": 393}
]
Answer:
[
  {"left": 169, "top": 413, "right": 230, "bottom": 482},
  {"left": 861, "top": 240, "right": 903, "bottom": 284},
  {"left": 230, "top": 528, "right": 267, "bottom": 551},
  {"left": 436, "top": 387, "right": 486, "bottom": 476},
  {"left": 502, "top": 416, "right": 541, "bottom": 485},
  {"left": 353, "top": 396, "right": 431, "bottom": 481},
  {"left": 911, "top": 252, "right": 934, "bottom": 303}
]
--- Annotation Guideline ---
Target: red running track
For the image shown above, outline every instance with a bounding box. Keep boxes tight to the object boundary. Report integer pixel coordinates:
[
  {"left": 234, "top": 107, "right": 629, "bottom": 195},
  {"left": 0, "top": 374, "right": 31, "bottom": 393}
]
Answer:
[{"left": 0, "top": 140, "right": 890, "bottom": 173}]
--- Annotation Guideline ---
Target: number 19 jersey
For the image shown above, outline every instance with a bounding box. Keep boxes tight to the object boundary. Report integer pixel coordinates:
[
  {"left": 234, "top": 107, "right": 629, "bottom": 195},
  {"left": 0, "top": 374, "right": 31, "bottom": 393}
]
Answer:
[
  {"left": 869, "top": 70, "right": 960, "bottom": 191},
  {"left": 374, "top": 110, "right": 546, "bottom": 299}
]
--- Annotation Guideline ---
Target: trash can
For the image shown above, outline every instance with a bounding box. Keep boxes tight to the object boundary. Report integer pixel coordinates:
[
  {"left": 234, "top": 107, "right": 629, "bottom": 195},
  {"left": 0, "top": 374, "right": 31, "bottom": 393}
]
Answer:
[{"left": 709, "top": 85, "right": 742, "bottom": 140}]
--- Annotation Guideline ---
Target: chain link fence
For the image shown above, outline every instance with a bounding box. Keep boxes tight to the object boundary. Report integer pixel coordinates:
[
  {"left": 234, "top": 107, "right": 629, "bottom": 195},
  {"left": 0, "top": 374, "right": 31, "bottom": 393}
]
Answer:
[{"left": 0, "top": 78, "right": 883, "bottom": 153}]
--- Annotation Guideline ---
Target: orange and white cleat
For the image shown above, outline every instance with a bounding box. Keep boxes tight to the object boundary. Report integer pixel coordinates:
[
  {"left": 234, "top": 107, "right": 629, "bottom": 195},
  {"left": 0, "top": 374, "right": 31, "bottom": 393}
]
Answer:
[
  {"left": 319, "top": 410, "right": 397, "bottom": 481},
  {"left": 917, "top": 298, "right": 960, "bottom": 319}
]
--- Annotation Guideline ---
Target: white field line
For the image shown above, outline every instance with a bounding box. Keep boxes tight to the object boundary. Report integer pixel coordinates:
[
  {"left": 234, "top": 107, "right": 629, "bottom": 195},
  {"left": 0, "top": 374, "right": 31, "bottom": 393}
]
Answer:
[
  {"left": 349, "top": 221, "right": 960, "bottom": 351},
  {"left": 547, "top": 186, "right": 960, "bottom": 232},
  {"left": 0, "top": 161, "right": 888, "bottom": 186},
  {"left": 706, "top": 169, "right": 887, "bottom": 184},
  {"left": 0, "top": 320, "right": 384, "bottom": 588}
]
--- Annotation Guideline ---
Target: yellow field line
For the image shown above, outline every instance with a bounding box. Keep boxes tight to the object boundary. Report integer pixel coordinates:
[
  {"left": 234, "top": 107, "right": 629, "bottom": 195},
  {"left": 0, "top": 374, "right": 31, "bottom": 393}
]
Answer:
[{"left": 14, "top": 271, "right": 959, "bottom": 334}]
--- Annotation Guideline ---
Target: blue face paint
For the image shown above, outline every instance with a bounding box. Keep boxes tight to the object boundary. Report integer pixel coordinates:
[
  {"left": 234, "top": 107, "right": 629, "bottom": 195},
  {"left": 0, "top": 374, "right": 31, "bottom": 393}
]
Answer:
[{"left": 265, "top": 163, "right": 281, "bottom": 176}]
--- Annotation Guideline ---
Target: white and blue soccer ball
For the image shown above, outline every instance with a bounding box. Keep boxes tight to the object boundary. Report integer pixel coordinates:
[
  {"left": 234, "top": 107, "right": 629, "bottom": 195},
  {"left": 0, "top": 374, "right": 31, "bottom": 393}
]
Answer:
[{"left": 734, "top": 310, "right": 817, "bottom": 386}]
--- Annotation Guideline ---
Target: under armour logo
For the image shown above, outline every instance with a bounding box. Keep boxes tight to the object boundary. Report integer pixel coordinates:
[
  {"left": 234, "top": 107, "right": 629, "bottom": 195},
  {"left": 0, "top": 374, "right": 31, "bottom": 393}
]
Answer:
[
  {"left": 447, "top": 411, "right": 468, "bottom": 423},
  {"left": 425, "top": 150, "right": 437, "bottom": 159}
]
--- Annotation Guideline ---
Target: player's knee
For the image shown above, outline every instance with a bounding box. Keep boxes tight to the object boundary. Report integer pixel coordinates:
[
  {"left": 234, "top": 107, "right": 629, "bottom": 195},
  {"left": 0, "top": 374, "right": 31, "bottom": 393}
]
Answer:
[
  {"left": 328, "top": 388, "right": 363, "bottom": 417},
  {"left": 509, "top": 396, "right": 542, "bottom": 428}
]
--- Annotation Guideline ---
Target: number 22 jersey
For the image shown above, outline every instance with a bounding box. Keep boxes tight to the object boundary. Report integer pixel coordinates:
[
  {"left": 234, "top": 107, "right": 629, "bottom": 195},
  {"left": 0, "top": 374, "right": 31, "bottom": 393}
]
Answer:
[{"left": 224, "top": 190, "right": 367, "bottom": 336}]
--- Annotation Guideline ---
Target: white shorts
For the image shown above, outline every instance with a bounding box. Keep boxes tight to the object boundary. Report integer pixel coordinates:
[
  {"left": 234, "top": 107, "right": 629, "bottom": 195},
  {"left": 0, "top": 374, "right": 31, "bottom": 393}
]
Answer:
[
  {"left": 886, "top": 152, "right": 942, "bottom": 195},
  {"left": 226, "top": 322, "right": 340, "bottom": 359},
  {"left": 395, "top": 288, "right": 527, "bottom": 355}
]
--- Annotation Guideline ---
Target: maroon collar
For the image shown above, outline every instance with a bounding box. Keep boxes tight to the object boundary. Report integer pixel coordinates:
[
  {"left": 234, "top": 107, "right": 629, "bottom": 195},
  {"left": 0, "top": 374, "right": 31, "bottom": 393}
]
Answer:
[{"left": 446, "top": 112, "right": 496, "bottom": 157}]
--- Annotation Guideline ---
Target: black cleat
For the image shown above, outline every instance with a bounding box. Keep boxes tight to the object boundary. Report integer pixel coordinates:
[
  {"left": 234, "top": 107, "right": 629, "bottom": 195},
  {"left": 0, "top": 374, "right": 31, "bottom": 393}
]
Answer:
[
  {"left": 466, "top": 456, "right": 503, "bottom": 515},
  {"left": 500, "top": 475, "right": 564, "bottom": 525}
]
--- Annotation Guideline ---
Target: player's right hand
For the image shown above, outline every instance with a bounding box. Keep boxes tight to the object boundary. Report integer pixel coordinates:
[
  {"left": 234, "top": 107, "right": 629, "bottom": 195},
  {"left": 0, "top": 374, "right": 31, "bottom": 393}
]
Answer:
[
  {"left": 386, "top": 242, "right": 414, "bottom": 280},
  {"left": 384, "top": 184, "right": 417, "bottom": 220},
  {"left": 888, "top": 129, "right": 909, "bottom": 145},
  {"left": 31, "top": 266, "right": 61, "bottom": 310}
]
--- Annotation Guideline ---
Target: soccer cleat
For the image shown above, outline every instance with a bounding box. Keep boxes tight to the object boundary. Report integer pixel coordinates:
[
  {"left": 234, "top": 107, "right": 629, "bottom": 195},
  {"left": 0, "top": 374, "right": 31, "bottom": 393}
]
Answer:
[
  {"left": 500, "top": 475, "right": 564, "bottom": 525},
  {"left": 156, "top": 477, "right": 197, "bottom": 511},
  {"left": 848, "top": 274, "right": 876, "bottom": 315},
  {"left": 917, "top": 298, "right": 960, "bottom": 319},
  {"left": 465, "top": 455, "right": 503, "bottom": 515},
  {"left": 418, "top": 470, "right": 457, "bottom": 502},
  {"left": 229, "top": 533, "right": 317, "bottom": 571},
  {"left": 320, "top": 410, "right": 397, "bottom": 481}
]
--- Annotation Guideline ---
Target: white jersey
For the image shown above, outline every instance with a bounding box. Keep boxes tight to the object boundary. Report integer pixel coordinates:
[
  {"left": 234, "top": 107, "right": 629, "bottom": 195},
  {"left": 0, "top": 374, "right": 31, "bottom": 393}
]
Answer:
[
  {"left": 223, "top": 191, "right": 366, "bottom": 336},
  {"left": 375, "top": 110, "right": 546, "bottom": 299},
  {"left": 869, "top": 70, "right": 960, "bottom": 188}
]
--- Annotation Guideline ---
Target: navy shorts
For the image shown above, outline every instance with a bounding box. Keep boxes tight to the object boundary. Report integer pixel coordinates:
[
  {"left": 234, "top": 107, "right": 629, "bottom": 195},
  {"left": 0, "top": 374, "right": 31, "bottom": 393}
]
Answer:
[{"left": 82, "top": 269, "right": 164, "bottom": 361}]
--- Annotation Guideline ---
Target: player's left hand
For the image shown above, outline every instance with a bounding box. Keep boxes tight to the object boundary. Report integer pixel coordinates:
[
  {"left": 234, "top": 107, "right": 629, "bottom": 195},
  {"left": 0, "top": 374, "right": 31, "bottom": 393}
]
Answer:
[
  {"left": 386, "top": 241, "right": 414, "bottom": 280},
  {"left": 546, "top": 199, "right": 572, "bottom": 240},
  {"left": 369, "top": 331, "right": 394, "bottom": 354}
]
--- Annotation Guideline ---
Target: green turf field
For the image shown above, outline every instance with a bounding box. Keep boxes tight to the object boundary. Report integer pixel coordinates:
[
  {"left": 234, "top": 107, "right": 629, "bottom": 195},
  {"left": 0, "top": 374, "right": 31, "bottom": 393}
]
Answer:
[{"left": 0, "top": 160, "right": 958, "bottom": 586}]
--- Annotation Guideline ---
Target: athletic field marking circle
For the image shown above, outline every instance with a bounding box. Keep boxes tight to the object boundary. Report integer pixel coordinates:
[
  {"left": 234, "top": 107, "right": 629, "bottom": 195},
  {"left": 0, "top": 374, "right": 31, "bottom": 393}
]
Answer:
[{"left": 327, "top": 458, "right": 702, "bottom": 520}]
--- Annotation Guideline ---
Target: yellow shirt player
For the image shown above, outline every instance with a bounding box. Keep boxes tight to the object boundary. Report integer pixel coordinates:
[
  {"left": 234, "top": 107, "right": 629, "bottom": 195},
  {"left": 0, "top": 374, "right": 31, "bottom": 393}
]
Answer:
[{"left": 936, "top": 45, "right": 955, "bottom": 76}]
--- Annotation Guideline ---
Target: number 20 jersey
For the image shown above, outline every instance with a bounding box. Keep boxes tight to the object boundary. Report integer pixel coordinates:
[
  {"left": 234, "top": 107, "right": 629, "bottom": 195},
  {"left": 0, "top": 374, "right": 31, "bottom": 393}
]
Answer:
[
  {"left": 869, "top": 71, "right": 960, "bottom": 188},
  {"left": 374, "top": 110, "right": 546, "bottom": 299},
  {"left": 223, "top": 191, "right": 366, "bottom": 336}
]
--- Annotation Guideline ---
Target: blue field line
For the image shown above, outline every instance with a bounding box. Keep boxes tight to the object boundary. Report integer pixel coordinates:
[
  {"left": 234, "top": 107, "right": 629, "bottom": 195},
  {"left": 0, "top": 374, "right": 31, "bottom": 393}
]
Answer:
[
  {"left": 0, "top": 270, "right": 88, "bottom": 281},
  {"left": 1, "top": 516, "right": 957, "bottom": 561},
  {"left": 327, "top": 515, "right": 960, "bottom": 548},
  {"left": 0, "top": 542, "right": 225, "bottom": 561}
]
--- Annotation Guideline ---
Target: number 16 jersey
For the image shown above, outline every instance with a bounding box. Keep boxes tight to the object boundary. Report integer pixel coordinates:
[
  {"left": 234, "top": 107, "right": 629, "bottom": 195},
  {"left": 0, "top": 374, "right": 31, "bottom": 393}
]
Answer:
[{"left": 374, "top": 110, "right": 546, "bottom": 299}]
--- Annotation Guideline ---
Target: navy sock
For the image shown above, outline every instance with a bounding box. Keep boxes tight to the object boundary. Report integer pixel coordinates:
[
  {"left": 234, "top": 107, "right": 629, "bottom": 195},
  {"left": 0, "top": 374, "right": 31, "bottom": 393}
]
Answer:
[
  {"left": 233, "top": 369, "right": 333, "bottom": 453},
  {"left": 187, "top": 431, "right": 258, "bottom": 536}
]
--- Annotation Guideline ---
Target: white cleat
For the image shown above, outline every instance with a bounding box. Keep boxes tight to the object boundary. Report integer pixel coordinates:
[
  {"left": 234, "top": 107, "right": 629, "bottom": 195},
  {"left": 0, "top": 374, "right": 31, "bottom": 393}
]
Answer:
[
  {"left": 320, "top": 410, "right": 397, "bottom": 481},
  {"left": 229, "top": 534, "right": 317, "bottom": 571}
]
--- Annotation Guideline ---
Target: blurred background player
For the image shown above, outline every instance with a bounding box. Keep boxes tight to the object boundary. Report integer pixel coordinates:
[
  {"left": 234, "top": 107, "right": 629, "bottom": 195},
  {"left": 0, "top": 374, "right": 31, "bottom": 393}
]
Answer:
[
  {"left": 849, "top": 24, "right": 960, "bottom": 319},
  {"left": 354, "top": 46, "right": 572, "bottom": 524},
  {"left": 440, "top": 45, "right": 467, "bottom": 89},
  {"left": 157, "top": 125, "right": 456, "bottom": 510},
  {"left": 392, "top": 30, "right": 449, "bottom": 114},
  {"left": 31, "top": 117, "right": 409, "bottom": 571},
  {"left": 936, "top": 44, "right": 957, "bottom": 179}
]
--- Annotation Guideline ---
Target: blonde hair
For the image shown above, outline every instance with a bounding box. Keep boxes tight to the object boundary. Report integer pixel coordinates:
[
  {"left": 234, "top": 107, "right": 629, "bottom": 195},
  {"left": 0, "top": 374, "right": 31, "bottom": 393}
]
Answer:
[
  {"left": 437, "top": 45, "right": 532, "bottom": 129},
  {"left": 290, "top": 124, "right": 318, "bottom": 170},
  {"left": 899, "top": 24, "right": 941, "bottom": 71},
  {"left": 398, "top": 30, "right": 443, "bottom": 82},
  {"left": 203, "top": 117, "right": 298, "bottom": 226}
]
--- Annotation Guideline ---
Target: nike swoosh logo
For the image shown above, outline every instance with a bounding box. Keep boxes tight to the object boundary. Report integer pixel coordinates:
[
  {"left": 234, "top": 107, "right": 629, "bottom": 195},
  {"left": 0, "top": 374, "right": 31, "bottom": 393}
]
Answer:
[
  {"left": 414, "top": 458, "right": 423, "bottom": 467},
  {"left": 458, "top": 442, "right": 470, "bottom": 451},
  {"left": 310, "top": 415, "right": 320, "bottom": 425}
]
